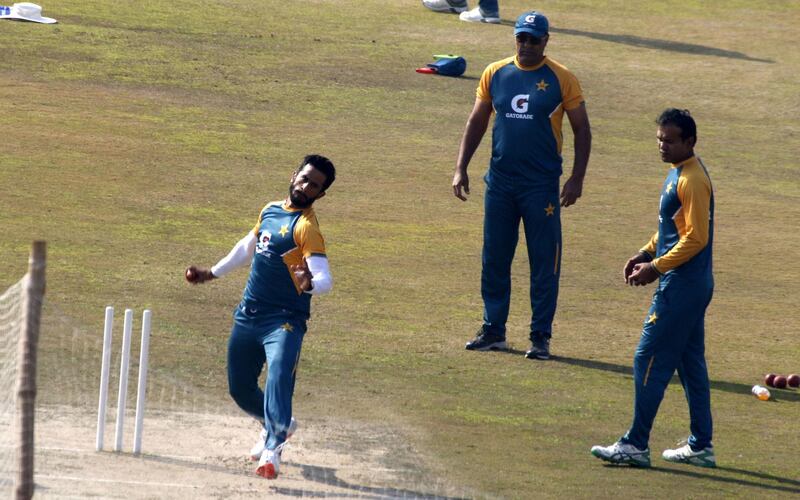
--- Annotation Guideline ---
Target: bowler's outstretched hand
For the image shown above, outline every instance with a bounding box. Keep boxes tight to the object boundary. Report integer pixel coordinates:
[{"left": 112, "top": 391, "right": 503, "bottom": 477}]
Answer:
[{"left": 185, "top": 266, "right": 215, "bottom": 284}]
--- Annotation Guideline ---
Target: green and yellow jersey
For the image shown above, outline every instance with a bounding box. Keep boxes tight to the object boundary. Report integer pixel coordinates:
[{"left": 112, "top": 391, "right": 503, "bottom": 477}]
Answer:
[
  {"left": 242, "top": 201, "right": 326, "bottom": 317},
  {"left": 642, "top": 156, "right": 714, "bottom": 278},
  {"left": 477, "top": 55, "right": 584, "bottom": 190}
]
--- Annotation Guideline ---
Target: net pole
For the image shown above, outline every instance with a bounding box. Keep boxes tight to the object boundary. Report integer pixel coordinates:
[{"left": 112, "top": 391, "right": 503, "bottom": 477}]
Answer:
[{"left": 15, "top": 241, "right": 46, "bottom": 500}]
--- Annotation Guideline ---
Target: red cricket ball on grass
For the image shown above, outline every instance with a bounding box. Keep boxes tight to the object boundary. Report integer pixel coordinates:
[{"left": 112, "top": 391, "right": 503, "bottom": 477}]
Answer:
[
  {"left": 787, "top": 374, "right": 800, "bottom": 388},
  {"left": 764, "top": 373, "right": 777, "bottom": 387},
  {"left": 773, "top": 375, "right": 788, "bottom": 389},
  {"left": 185, "top": 267, "right": 196, "bottom": 283}
]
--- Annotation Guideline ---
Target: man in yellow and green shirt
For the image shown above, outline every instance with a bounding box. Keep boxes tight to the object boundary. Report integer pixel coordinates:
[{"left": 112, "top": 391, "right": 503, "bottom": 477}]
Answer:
[
  {"left": 452, "top": 11, "right": 592, "bottom": 360},
  {"left": 592, "top": 109, "right": 716, "bottom": 469}
]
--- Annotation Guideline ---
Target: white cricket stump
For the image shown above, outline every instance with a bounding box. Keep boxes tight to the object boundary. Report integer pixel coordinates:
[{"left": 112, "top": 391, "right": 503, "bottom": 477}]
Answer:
[
  {"left": 133, "top": 310, "right": 151, "bottom": 455},
  {"left": 95, "top": 307, "right": 152, "bottom": 454}
]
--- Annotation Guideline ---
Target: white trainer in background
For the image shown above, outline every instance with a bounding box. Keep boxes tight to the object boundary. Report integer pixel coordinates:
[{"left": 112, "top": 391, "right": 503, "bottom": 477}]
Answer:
[
  {"left": 459, "top": 7, "right": 500, "bottom": 24},
  {"left": 0, "top": 3, "right": 57, "bottom": 23}
]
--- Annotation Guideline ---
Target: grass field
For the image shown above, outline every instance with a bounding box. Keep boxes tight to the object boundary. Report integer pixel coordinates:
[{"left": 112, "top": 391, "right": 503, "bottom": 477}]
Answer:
[{"left": 2, "top": 0, "right": 799, "bottom": 497}]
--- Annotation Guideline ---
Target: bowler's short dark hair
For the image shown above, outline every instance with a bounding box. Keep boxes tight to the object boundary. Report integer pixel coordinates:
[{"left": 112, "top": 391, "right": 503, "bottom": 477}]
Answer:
[
  {"left": 656, "top": 108, "right": 697, "bottom": 142},
  {"left": 299, "top": 154, "right": 336, "bottom": 191}
]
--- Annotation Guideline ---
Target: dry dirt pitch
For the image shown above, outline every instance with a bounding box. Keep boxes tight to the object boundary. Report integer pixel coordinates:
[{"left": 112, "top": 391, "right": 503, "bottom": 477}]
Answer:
[{"left": 25, "top": 406, "right": 464, "bottom": 499}]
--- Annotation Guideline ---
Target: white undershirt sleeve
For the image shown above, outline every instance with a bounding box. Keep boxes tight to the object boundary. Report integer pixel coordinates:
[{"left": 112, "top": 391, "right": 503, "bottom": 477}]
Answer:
[
  {"left": 211, "top": 231, "right": 257, "bottom": 278},
  {"left": 305, "top": 255, "right": 333, "bottom": 295}
]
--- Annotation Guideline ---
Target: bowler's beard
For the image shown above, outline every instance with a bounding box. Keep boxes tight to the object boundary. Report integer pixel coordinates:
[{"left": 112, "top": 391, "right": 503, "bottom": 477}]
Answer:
[{"left": 289, "top": 186, "right": 314, "bottom": 208}]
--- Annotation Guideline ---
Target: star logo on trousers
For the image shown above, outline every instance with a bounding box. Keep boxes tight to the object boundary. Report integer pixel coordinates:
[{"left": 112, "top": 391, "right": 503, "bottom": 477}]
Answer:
[
  {"left": 544, "top": 203, "right": 555, "bottom": 216},
  {"left": 647, "top": 312, "right": 658, "bottom": 324},
  {"left": 282, "top": 322, "right": 294, "bottom": 332}
]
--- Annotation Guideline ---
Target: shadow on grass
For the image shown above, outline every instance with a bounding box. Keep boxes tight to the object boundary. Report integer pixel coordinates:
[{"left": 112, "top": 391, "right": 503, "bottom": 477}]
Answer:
[
  {"left": 553, "top": 356, "right": 800, "bottom": 402},
  {"left": 494, "top": 20, "right": 772, "bottom": 63},
  {"left": 284, "top": 464, "right": 469, "bottom": 499},
  {"left": 648, "top": 464, "right": 800, "bottom": 495},
  {"left": 479, "top": 350, "right": 800, "bottom": 403}
]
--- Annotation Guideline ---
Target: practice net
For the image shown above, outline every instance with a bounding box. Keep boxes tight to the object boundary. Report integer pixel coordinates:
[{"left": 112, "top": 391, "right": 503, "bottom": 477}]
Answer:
[
  {"left": 1, "top": 248, "right": 474, "bottom": 498},
  {"left": 0, "top": 278, "right": 24, "bottom": 492}
]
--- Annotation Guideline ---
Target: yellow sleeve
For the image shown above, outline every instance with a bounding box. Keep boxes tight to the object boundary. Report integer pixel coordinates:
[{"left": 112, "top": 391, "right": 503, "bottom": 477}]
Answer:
[
  {"left": 651, "top": 173, "right": 711, "bottom": 273},
  {"left": 547, "top": 59, "right": 584, "bottom": 110},
  {"left": 476, "top": 57, "right": 514, "bottom": 102},
  {"left": 561, "top": 72, "right": 584, "bottom": 110},
  {"left": 477, "top": 66, "right": 493, "bottom": 102},
  {"left": 294, "top": 212, "right": 326, "bottom": 258},
  {"left": 640, "top": 233, "right": 658, "bottom": 258}
]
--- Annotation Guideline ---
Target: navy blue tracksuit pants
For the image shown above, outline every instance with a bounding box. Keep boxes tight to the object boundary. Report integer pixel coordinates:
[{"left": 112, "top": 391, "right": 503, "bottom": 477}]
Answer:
[
  {"left": 622, "top": 275, "right": 714, "bottom": 450},
  {"left": 227, "top": 306, "right": 306, "bottom": 451},
  {"left": 481, "top": 182, "right": 562, "bottom": 336}
]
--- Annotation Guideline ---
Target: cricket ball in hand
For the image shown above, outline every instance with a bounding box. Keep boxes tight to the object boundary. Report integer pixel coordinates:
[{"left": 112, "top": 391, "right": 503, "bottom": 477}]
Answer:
[
  {"left": 773, "top": 375, "right": 787, "bottom": 389},
  {"left": 185, "top": 267, "right": 196, "bottom": 282},
  {"left": 764, "top": 373, "right": 777, "bottom": 387},
  {"left": 787, "top": 374, "right": 800, "bottom": 388}
]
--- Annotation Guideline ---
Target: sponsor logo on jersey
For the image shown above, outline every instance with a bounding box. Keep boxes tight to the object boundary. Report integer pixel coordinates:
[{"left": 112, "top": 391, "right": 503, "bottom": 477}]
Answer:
[
  {"left": 511, "top": 94, "right": 529, "bottom": 113},
  {"left": 506, "top": 94, "right": 534, "bottom": 119}
]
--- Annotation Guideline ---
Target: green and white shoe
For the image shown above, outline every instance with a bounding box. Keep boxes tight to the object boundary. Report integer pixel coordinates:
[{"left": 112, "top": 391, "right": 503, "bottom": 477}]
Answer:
[
  {"left": 662, "top": 443, "right": 716, "bottom": 468},
  {"left": 591, "top": 441, "right": 651, "bottom": 467}
]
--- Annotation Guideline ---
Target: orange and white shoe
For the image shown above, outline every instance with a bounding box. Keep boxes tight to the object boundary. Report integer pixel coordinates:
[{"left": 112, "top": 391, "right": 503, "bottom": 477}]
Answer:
[
  {"left": 256, "top": 443, "right": 286, "bottom": 479},
  {"left": 249, "top": 417, "right": 297, "bottom": 461}
]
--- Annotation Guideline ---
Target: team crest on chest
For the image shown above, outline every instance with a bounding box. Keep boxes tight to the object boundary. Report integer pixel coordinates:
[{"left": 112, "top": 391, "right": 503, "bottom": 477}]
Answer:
[{"left": 256, "top": 231, "right": 272, "bottom": 255}]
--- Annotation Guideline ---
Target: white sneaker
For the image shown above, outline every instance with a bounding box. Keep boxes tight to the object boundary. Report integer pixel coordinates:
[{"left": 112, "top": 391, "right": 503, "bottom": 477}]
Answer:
[
  {"left": 662, "top": 443, "right": 716, "bottom": 468},
  {"left": 249, "top": 417, "right": 297, "bottom": 461},
  {"left": 256, "top": 443, "right": 286, "bottom": 479},
  {"left": 590, "top": 441, "right": 651, "bottom": 467},
  {"left": 422, "top": 0, "right": 467, "bottom": 14},
  {"left": 459, "top": 7, "right": 500, "bottom": 24},
  {"left": 249, "top": 428, "right": 269, "bottom": 461}
]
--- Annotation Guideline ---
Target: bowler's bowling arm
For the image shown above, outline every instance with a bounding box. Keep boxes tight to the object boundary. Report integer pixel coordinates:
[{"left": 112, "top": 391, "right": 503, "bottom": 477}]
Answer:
[{"left": 211, "top": 231, "right": 257, "bottom": 278}]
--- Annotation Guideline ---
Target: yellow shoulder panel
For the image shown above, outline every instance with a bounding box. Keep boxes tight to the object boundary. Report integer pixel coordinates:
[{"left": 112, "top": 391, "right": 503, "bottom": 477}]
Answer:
[
  {"left": 477, "top": 56, "right": 516, "bottom": 101},
  {"left": 545, "top": 58, "right": 584, "bottom": 110},
  {"left": 294, "top": 208, "right": 326, "bottom": 258}
]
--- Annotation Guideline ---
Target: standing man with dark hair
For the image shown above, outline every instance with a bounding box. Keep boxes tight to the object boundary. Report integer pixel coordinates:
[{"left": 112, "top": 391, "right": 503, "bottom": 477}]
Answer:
[
  {"left": 186, "top": 154, "right": 336, "bottom": 479},
  {"left": 592, "top": 109, "right": 716, "bottom": 468},
  {"left": 453, "top": 11, "right": 592, "bottom": 360}
]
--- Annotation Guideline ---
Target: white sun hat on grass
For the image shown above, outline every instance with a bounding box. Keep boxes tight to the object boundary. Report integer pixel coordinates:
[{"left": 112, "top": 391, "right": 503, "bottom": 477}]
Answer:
[{"left": 0, "top": 3, "right": 57, "bottom": 23}]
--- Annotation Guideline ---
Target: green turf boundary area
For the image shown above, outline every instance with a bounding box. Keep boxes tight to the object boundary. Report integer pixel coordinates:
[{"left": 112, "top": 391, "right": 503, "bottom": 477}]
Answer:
[{"left": 2, "top": 0, "right": 799, "bottom": 497}]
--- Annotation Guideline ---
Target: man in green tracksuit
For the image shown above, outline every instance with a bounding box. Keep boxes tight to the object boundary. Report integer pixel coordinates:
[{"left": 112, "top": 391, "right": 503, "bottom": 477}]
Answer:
[{"left": 592, "top": 109, "right": 716, "bottom": 468}]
